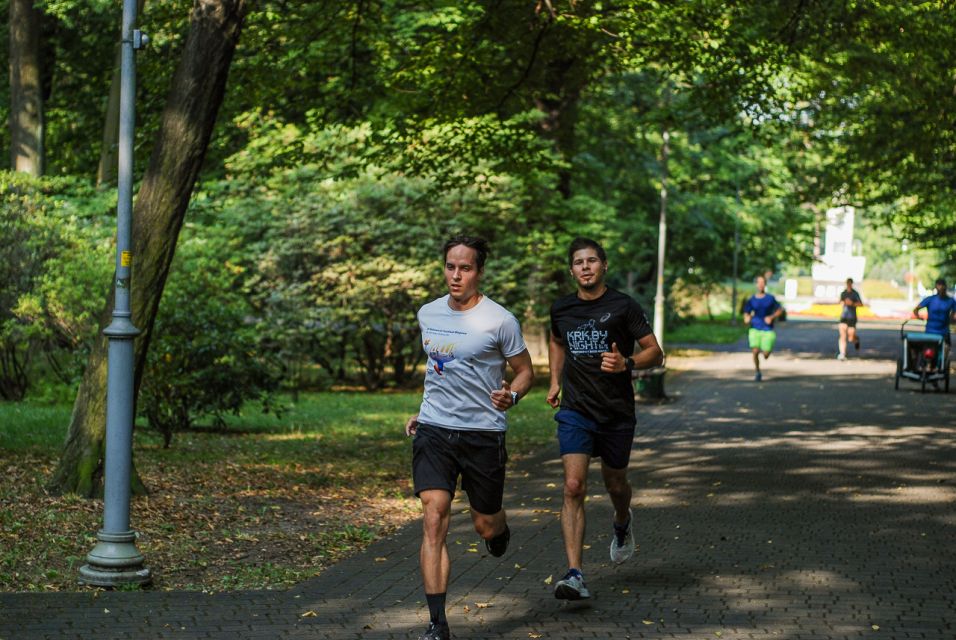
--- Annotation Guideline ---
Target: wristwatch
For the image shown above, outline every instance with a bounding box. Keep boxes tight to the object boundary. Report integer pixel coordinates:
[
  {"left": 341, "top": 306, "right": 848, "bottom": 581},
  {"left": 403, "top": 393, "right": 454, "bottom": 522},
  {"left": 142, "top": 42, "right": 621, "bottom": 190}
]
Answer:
[
  {"left": 625, "top": 357, "right": 635, "bottom": 371},
  {"left": 510, "top": 391, "right": 520, "bottom": 406}
]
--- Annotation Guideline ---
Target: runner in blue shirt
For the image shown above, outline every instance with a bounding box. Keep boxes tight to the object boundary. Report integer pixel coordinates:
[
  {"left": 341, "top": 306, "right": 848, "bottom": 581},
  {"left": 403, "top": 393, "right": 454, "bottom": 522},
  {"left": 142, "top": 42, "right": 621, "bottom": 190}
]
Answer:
[
  {"left": 914, "top": 278, "right": 956, "bottom": 363},
  {"left": 743, "top": 275, "right": 783, "bottom": 382}
]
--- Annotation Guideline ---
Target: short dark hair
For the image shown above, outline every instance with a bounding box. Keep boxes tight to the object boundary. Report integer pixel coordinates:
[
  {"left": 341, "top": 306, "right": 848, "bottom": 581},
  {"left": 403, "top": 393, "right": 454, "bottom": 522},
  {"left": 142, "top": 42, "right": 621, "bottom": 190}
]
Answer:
[
  {"left": 936, "top": 277, "right": 947, "bottom": 286},
  {"left": 443, "top": 235, "right": 490, "bottom": 270},
  {"left": 567, "top": 237, "right": 607, "bottom": 266},
  {"left": 847, "top": 278, "right": 854, "bottom": 284}
]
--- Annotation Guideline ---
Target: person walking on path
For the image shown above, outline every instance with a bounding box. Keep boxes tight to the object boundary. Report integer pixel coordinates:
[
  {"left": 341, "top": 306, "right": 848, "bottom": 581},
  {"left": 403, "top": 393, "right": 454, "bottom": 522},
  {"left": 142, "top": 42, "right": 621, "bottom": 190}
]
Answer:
[
  {"left": 546, "top": 237, "right": 663, "bottom": 601},
  {"left": 404, "top": 235, "right": 534, "bottom": 640},
  {"left": 837, "top": 277, "right": 864, "bottom": 360},
  {"left": 913, "top": 277, "right": 956, "bottom": 362},
  {"left": 743, "top": 275, "right": 783, "bottom": 382}
]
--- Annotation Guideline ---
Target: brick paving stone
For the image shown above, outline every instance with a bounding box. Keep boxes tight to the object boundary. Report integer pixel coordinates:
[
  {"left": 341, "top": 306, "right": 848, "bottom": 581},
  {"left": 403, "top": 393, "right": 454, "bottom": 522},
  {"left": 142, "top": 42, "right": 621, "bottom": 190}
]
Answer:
[{"left": 2, "top": 322, "right": 955, "bottom": 638}]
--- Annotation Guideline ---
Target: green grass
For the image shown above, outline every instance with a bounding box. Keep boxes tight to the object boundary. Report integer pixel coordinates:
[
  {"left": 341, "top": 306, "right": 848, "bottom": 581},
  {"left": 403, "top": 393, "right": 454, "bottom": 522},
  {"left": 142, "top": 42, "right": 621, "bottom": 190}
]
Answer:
[
  {"left": 0, "top": 389, "right": 558, "bottom": 461},
  {"left": 0, "top": 401, "right": 73, "bottom": 451},
  {"left": 665, "top": 319, "right": 747, "bottom": 345}
]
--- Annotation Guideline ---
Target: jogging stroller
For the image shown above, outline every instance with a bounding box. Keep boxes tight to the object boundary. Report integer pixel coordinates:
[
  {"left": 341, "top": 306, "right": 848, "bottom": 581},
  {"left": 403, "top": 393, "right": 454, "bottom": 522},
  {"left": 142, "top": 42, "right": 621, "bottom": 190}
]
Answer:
[{"left": 895, "top": 320, "right": 950, "bottom": 393}]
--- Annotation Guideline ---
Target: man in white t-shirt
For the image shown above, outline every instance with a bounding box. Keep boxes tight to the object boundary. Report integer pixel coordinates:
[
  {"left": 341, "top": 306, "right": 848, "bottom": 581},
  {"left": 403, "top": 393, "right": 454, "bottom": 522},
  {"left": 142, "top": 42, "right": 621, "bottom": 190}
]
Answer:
[{"left": 404, "top": 235, "right": 534, "bottom": 640}]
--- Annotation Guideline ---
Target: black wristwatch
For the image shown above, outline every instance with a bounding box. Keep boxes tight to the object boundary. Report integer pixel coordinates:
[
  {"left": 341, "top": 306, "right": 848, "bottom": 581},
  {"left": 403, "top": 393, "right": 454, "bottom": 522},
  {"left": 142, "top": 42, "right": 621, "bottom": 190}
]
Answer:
[{"left": 625, "top": 357, "right": 635, "bottom": 371}]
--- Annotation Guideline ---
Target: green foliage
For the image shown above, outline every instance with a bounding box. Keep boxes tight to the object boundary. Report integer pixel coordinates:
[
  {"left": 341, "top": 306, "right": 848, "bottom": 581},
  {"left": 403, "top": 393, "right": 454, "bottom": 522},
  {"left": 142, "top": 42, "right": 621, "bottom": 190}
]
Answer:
[
  {"left": 139, "top": 226, "right": 282, "bottom": 447},
  {"left": 0, "top": 174, "right": 58, "bottom": 399},
  {"left": 0, "top": 173, "right": 115, "bottom": 399},
  {"left": 761, "top": 2, "right": 956, "bottom": 258},
  {"left": 0, "top": 173, "right": 111, "bottom": 399},
  {"left": 194, "top": 119, "right": 617, "bottom": 388}
]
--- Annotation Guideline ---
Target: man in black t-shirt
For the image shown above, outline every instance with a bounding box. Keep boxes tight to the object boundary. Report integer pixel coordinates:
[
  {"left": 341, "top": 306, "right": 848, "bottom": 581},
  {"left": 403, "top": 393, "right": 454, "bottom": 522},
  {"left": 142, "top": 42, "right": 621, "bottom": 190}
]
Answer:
[
  {"left": 547, "top": 237, "right": 664, "bottom": 600},
  {"left": 837, "top": 278, "right": 863, "bottom": 361}
]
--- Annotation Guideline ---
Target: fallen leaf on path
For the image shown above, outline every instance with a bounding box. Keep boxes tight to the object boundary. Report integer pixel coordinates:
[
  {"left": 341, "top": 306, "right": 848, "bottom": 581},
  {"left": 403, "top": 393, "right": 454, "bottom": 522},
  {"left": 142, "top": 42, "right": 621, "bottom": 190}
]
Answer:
[
  {"left": 544, "top": 574, "right": 553, "bottom": 585},
  {"left": 374, "top": 557, "right": 387, "bottom": 562},
  {"left": 300, "top": 610, "right": 317, "bottom": 618},
  {"left": 475, "top": 602, "right": 493, "bottom": 608},
  {"left": 871, "top": 625, "right": 880, "bottom": 631},
  {"left": 642, "top": 619, "right": 654, "bottom": 625},
  {"left": 529, "top": 633, "right": 543, "bottom": 638}
]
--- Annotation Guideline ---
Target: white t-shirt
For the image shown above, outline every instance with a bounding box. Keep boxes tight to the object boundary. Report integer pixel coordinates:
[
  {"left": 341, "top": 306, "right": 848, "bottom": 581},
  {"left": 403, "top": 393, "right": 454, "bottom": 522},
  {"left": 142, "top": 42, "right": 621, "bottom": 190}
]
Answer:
[{"left": 416, "top": 294, "right": 526, "bottom": 432}]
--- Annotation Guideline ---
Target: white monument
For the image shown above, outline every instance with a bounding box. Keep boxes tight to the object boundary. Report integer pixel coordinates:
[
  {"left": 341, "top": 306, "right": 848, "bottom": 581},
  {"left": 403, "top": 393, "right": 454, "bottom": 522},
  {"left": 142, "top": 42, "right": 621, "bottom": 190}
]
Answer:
[{"left": 811, "top": 206, "right": 866, "bottom": 300}]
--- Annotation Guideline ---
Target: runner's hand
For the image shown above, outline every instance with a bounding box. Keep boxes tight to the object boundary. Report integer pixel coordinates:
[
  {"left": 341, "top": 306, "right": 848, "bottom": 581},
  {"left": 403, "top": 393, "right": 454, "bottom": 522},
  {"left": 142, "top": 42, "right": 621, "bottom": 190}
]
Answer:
[
  {"left": 601, "top": 343, "right": 626, "bottom": 373},
  {"left": 764, "top": 315, "right": 774, "bottom": 325},
  {"left": 491, "top": 380, "right": 514, "bottom": 411},
  {"left": 546, "top": 383, "right": 561, "bottom": 408},
  {"left": 405, "top": 414, "right": 419, "bottom": 436}
]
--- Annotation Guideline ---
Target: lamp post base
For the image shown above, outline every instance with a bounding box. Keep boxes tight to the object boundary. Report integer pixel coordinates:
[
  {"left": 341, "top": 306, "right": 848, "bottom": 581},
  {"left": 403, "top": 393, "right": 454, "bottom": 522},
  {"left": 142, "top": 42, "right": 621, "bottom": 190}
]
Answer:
[{"left": 78, "top": 530, "right": 152, "bottom": 588}]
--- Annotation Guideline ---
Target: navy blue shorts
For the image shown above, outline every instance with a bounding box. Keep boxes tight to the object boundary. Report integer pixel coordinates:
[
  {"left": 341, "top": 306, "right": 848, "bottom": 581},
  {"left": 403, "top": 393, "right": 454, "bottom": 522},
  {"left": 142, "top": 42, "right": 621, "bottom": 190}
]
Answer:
[
  {"left": 412, "top": 423, "right": 508, "bottom": 515},
  {"left": 555, "top": 408, "right": 635, "bottom": 470}
]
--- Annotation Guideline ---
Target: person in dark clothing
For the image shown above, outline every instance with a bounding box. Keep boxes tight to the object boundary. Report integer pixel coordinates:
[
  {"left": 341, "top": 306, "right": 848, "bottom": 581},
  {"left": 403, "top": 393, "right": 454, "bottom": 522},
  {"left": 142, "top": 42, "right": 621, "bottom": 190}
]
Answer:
[
  {"left": 837, "top": 278, "right": 864, "bottom": 360},
  {"left": 546, "top": 237, "right": 663, "bottom": 600}
]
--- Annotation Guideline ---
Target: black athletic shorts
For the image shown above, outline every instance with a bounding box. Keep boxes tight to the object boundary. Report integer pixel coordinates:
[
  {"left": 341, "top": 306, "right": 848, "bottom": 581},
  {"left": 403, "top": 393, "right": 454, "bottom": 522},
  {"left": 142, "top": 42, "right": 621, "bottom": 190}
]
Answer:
[
  {"left": 412, "top": 423, "right": 508, "bottom": 515},
  {"left": 840, "top": 317, "right": 857, "bottom": 328}
]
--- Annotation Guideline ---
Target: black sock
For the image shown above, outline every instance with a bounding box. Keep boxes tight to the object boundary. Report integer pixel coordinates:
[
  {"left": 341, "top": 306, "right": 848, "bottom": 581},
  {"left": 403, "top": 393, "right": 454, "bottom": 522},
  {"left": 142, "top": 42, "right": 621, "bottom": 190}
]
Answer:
[{"left": 426, "top": 592, "right": 447, "bottom": 625}]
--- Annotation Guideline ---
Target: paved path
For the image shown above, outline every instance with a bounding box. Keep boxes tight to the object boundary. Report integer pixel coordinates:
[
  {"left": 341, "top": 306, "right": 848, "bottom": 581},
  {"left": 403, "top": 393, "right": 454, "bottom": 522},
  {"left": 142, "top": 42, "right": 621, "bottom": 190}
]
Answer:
[{"left": 3, "top": 321, "right": 955, "bottom": 639}]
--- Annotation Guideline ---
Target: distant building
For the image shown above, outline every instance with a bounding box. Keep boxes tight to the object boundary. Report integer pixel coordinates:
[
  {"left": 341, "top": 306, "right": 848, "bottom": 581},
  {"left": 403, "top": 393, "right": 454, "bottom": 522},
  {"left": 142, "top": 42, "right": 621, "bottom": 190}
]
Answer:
[{"left": 811, "top": 206, "right": 866, "bottom": 300}]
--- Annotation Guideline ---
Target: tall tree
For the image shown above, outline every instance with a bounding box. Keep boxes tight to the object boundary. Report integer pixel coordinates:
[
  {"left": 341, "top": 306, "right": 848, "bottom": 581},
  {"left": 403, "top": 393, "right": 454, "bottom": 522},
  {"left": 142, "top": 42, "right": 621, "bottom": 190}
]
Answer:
[
  {"left": 8, "top": 0, "right": 43, "bottom": 174},
  {"left": 50, "top": 0, "right": 248, "bottom": 496}
]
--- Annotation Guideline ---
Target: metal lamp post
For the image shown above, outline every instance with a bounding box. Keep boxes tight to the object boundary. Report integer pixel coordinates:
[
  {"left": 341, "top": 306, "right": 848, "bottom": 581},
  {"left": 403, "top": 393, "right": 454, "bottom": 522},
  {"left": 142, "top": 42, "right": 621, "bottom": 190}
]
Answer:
[
  {"left": 79, "top": 0, "right": 151, "bottom": 588},
  {"left": 730, "top": 185, "right": 741, "bottom": 326},
  {"left": 653, "top": 129, "right": 669, "bottom": 343}
]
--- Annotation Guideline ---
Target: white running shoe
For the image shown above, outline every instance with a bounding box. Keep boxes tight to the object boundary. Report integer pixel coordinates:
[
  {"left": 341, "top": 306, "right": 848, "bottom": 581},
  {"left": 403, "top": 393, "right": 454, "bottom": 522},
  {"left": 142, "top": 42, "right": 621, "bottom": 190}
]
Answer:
[
  {"left": 610, "top": 508, "right": 635, "bottom": 564},
  {"left": 554, "top": 570, "right": 590, "bottom": 600}
]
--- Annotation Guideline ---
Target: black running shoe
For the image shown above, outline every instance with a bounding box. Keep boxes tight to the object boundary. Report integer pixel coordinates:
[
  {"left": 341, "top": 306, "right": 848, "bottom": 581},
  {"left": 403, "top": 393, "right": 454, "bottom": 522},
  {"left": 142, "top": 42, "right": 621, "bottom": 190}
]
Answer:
[
  {"left": 419, "top": 621, "right": 450, "bottom": 640},
  {"left": 485, "top": 524, "right": 510, "bottom": 557}
]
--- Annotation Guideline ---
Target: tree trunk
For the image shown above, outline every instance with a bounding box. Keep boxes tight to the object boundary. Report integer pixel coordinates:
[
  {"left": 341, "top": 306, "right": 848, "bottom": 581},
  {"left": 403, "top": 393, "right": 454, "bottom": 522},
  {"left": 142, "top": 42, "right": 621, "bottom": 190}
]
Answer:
[
  {"left": 533, "top": 53, "right": 586, "bottom": 199},
  {"left": 9, "top": 0, "right": 43, "bottom": 175},
  {"left": 49, "top": 0, "right": 249, "bottom": 497},
  {"left": 97, "top": 0, "right": 147, "bottom": 186}
]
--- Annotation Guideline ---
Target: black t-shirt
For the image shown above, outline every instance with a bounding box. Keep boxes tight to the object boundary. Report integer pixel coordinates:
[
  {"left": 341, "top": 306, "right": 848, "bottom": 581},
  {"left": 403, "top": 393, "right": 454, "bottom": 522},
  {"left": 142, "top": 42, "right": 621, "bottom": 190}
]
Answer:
[
  {"left": 840, "top": 289, "right": 862, "bottom": 320},
  {"left": 550, "top": 287, "right": 653, "bottom": 424}
]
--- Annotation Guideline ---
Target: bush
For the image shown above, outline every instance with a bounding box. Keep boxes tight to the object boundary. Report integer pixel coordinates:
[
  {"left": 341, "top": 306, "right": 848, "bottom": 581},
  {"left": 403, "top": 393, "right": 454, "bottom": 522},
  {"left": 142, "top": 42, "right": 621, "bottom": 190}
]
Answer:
[
  {"left": 139, "top": 229, "right": 282, "bottom": 447},
  {"left": 0, "top": 173, "right": 111, "bottom": 399}
]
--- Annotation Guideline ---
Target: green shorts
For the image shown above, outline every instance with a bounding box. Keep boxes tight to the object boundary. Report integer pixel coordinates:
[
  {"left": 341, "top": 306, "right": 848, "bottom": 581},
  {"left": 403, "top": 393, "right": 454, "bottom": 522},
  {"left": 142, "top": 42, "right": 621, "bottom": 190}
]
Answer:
[{"left": 748, "top": 328, "right": 776, "bottom": 353}]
